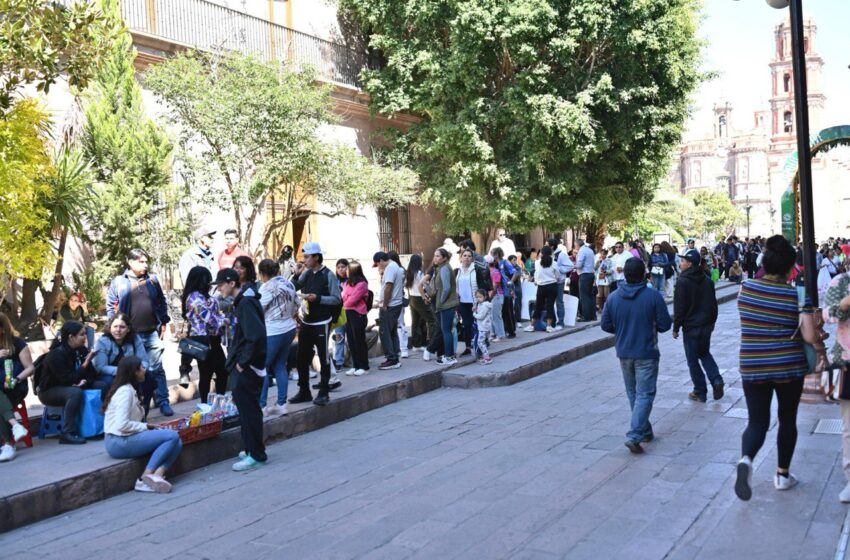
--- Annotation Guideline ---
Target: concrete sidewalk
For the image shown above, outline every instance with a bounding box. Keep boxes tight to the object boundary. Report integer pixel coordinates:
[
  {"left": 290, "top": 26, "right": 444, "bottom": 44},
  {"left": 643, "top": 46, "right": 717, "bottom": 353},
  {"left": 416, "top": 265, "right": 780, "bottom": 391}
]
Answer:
[{"left": 1, "top": 283, "right": 741, "bottom": 532}]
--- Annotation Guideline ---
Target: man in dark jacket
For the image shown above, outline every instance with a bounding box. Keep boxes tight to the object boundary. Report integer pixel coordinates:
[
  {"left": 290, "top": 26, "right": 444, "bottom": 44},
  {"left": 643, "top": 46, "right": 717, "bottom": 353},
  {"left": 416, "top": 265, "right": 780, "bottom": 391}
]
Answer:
[
  {"left": 215, "top": 268, "right": 268, "bottom": 471},
  {"left": 723, "top": 237, "right": 741, "bottom": 280},
  {"left": 673, "top": 249, "right": 724, "bottom": 403},
  {"left": 601, "top": 258, "right": 672, "bottom": 454}
]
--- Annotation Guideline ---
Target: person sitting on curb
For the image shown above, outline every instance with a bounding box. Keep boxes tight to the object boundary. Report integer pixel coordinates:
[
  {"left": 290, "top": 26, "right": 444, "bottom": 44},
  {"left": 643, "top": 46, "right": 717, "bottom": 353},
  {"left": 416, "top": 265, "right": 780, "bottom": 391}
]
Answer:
[
  {"left": 37, "top": 321, "right": 98, "bottom": 445},
  {"left": 103, "top": 356, "right": 183, "bottom": 493},
  {"left": 93, "top": 313, "right": 149, "bottom": 398},
  {"left": 601, "top": 259, "right": 672, "bottom": 454},
  {"left": 215, "top": 267, "right": 269, "bottom": 472}
]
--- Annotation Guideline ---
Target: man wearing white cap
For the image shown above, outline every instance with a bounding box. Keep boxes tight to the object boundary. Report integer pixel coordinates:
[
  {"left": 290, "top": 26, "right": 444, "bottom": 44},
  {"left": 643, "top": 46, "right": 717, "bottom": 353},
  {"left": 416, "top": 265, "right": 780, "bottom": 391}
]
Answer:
[
  {"left": 289, "top": 242, "right": 342, "bottom": 407},
  {"left": 179, "top": 226, "right": 217, "bottom": 285}
]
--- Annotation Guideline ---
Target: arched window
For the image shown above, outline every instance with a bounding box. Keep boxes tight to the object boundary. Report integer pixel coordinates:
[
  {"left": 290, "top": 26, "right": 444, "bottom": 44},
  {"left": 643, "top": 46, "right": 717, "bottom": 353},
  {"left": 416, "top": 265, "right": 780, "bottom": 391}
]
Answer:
[
  {"left": 783, "top": 73, "right": 791, "bottom": 93},
  {"left": 718, "top": 115, "right": 727, "bottom": 138},
  {"left": 784, "top": 111, "right": 793, "bottom": 133}
]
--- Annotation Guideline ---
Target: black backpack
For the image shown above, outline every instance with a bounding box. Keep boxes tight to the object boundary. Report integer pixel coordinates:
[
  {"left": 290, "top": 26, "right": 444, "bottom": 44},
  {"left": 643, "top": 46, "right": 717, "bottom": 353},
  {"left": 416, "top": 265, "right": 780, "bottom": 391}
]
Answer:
[
  {"left": 365, "top": 289, "right": 375, "bottom": 312},
  {"left": 30, "top": 352, "right": 48, "bottom": 396},
  {"left": 474, "top": 261, "right": 493, "bottom": 293},
  {"left": 322, "top": 268, "right": 343, "bottom": 324}
]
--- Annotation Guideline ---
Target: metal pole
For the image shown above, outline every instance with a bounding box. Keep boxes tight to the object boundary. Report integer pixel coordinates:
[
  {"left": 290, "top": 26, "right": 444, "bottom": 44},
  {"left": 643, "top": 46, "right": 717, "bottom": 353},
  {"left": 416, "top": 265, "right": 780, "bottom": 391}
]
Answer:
[{"left": 789, "top": 0, "right": 818, "bottom": 306}]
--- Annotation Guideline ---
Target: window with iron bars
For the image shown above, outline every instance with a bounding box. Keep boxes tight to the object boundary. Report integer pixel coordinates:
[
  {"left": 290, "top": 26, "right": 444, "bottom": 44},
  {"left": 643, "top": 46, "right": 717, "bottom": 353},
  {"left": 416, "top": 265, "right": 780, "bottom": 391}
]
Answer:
[{"left": 377, "top": 206, "right": 411, "bottom": 254}]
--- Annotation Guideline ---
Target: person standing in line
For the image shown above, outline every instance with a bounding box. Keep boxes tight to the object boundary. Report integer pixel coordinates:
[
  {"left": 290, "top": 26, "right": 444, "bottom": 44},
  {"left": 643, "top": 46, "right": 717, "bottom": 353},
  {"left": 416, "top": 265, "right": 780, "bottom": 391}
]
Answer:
[
  {"left": 552, "top": 238, "right": 574, "bottom": 327},
  {"left": 342, "top": 261, "right": 371, "bottom": 376},
  {"left": 102, "top": 356, "right": 183, "bottom": 493},
  {"left": 486, "top": 255, "right": 505, "bottom": 341},
  {"left": 575, "top": 239, "right": 597, "bottom": 322},
  {"left": 648, "top": 243, "right": 670, "bottom": 293},
  {"left": 472, "top": 289, "right": 493, "bottom": 365},
  {"left": 609, "top": 241, "right": 632, "bottom": 293},
  {"left": 289, "top": 242, "right": 341, "bottom": 406},
  {"left": 823, "top": 267, "right": 850, "bottom": 503},
  {"left": 508, "top": 255, "right": 524, "bottom": 327},
  {"left": 331, "top": 259, "right": 350, "bottom": 371},
  {"left": 601, "top": 259, "right": 672, "bottom": 454},
  {"left": 217, "top": 228, "right": 251, "bottom": 271},
  {"left": 387, "top": 251, "right": 410, "bottom": 359},
  {"left": 489, "top": 228, "right": 516, "bottom": 262},
  {"left": 214, "top": 267, "right": 268, "bottom": 471},
  {"left": 433, "top": 248, "right": 459, "bottom": 365},
  {"left": 277, "top": 245, "right": 298, "bottom": 281},
  {"left": 373, "top": 251, "right": 404, "bottom": 370},
  {"left": 673, "top": 250, "right": 724, "bottom": 403},
  {"left": 107, "top": 249, "right": 172, "bottom": 416},
  {"left": 595, "top": 247, "right": 611, "bottom": 313},
  {"left": 179, "top": 267, "right": 229, "bottom": 398},
  {"left": 490, "top": 247, "right": 518, "bottom": 338},
  {"left": 525, "top": 247, "right": 560, "bottom": 332},
  {"left": 178, "top": 226, "right": 217, "bottom": 286},
  {"left": 456, "top": 249, "right": 479, "bottom": 356},
  {"left": 257, "top": 259, "right": 299, "bottom": 417},
  {"left": 406, "top": 254, "right": 431, "bottom": 353},
  {"left": 734, "top": 235, "right": 813, "bottom": 501},
  {"left": 420, "top": 264, "right": 443, "bottom": 361}
]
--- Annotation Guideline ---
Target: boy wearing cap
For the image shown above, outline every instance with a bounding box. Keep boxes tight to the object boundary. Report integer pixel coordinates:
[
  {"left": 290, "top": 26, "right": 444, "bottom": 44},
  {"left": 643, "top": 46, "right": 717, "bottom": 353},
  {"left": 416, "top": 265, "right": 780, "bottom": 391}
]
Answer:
[
  {"left": 673, "top": 249, "right": 723, "bottom": 403},
  {"left": 289, "top": 242, "right": 342, "bottom": 406},
  {"left": 179, "top": 226, "right": 217, "bottom": 285},
  {"left": 601, "top": 258, "right": 672, "bottom": 454}
]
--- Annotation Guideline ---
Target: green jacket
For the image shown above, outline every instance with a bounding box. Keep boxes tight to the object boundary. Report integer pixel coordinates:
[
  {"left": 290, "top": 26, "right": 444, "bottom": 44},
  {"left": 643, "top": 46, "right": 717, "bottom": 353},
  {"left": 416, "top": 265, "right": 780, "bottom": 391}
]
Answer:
[{"left": 434, "top": 262, "right": 459, "bottom": 311}]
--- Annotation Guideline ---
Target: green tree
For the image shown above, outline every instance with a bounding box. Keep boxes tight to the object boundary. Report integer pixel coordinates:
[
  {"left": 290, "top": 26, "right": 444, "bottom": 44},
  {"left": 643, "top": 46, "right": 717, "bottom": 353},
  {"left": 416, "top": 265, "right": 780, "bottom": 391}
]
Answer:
[
  {"left": 81, "top": 0, "right": 181, "bottom": 281},
  {"left": 687, "top": 189, "right": 742, "bottom": 241},
  {"left": 339, "top": 0, "right": 703, "bottom": 234},
  {"left": 0, "top": 0, "right": 120, "bottom": 113},
  {"left": 144, "top": 50, "right": 418, "bottom": 254}
]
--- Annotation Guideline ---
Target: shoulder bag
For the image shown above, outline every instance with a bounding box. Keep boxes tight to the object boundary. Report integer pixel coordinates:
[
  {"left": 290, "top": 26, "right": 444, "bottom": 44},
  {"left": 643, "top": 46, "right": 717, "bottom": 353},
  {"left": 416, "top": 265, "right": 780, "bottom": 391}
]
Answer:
[{"left": 178, "top": 336, "right": 209, "bottom": 362}]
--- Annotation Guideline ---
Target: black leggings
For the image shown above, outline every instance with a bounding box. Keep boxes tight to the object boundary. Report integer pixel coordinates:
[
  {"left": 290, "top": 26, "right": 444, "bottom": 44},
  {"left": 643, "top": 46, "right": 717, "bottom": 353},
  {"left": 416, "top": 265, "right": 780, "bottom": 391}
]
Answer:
[
  {"left": 179, "top": 336, "right": 228, "bottom": 403},
  {"left": 533, "top": 283, "right": 558, "bottom": 324},
  {"left": 741, "top": 377, "right": 803, "bottom": 470}
]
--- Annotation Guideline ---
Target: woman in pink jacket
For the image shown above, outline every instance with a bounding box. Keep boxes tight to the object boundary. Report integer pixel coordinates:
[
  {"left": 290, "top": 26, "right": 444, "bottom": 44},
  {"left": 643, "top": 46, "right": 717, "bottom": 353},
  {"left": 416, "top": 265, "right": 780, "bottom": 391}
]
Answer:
[{"left": 342, "top": 261, "right": 370, "bottom": 375}]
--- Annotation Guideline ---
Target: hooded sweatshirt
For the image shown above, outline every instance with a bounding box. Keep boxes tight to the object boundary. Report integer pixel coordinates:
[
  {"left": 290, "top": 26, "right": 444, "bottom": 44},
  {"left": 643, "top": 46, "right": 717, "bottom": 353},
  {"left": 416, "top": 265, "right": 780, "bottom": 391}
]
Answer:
[
  {"left": 601, "top": 281, "right": 672, "bottom": 359},
  {"left": 672, "top": 266, "right": 719, "bottom": 333},
  {"left": 226, "top": 282, "right": 267, "bottom": 372}
]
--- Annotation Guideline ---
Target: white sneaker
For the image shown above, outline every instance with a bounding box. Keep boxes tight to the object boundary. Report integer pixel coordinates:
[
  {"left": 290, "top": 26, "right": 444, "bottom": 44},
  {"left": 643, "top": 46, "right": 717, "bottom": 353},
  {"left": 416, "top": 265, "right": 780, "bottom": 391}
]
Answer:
[
  {"left": 774, "top": 472, "right": 798, "bottom": 491},
  {"left": 353, "top": 369, "right": 368, "bottom": 376},
  {"left": 264, "top": 403, "right": 287, "bottom": 417},
  {"left": 134, "top": 478, "right": 155, "bottom": 493},
  {"left": 401, "top": 350, "right": 409, "bottom": 359},
  {"left": 289, "top": 369, "right": 299, "bottom": 381},
  {"left": 553, "top": 325, "right": 563, "bottom": 331},
  {"left": 545, "top": 326, "right": 554, "bottom": 333},
  {"left": 0, "top": 444, "right": 15, "bottom": 462},
  {"left": 437, "top": 357, "right": 457, "bottom": 366},
  {"left": 516, "top": 322, "right": 523, "bottom": 328},
  {"left": 735, "top": 457, "right": 753, "bottom": 501},
  {"left": 423, "top": 350, "right": 432, "bottom": 361},
  {"left": 523, "top": 325, "right": 535, "bottom": 332},
  {"left": 11, "top": 422, "right": 28, "bottom": 442},
  {"left": 345, "top": 368, "right": 357, "bottom": 376},
  {"left": 142, "top": 473, "right": 173, "bottom": 493},
  {"left": 309, "top": 370, "right": 318, "bottom": 379},
  {"left": 839, "top": 482, "right": 850, "bottom": 503}
]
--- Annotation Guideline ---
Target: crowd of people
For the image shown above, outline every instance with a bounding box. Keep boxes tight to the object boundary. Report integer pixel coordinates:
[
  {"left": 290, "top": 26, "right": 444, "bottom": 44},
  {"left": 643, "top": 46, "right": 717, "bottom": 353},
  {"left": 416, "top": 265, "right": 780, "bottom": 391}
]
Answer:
[{"left": 4, "top": 226, "right": 850, "bottom": 506}]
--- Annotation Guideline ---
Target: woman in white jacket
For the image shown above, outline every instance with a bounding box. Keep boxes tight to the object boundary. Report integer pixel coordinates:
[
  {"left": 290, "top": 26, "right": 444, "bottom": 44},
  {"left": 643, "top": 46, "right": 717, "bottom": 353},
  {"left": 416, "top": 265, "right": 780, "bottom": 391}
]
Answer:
[{"left": 103, "top": 356, "right": 183, "bottom": 493}]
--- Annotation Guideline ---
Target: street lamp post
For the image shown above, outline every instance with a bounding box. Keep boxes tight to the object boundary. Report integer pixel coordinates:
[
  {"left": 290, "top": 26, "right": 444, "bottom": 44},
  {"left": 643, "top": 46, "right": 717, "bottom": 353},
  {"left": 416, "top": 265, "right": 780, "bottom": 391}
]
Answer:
[{"left": 744, "top": 194, "right": 752, "bottom": 239}]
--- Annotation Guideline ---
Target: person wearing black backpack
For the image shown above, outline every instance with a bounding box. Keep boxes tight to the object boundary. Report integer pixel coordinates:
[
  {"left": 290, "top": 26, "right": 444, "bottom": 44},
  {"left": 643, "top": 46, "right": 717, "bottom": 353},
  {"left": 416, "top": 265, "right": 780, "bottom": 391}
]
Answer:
[{"left": 289, "top": 242, "right": 342, "bottom": 406}]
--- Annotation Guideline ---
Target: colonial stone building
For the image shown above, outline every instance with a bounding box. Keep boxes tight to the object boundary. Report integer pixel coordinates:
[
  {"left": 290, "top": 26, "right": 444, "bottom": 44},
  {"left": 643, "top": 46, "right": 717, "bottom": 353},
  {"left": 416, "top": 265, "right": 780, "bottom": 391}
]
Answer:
[{"left": 669, "top": 16, "right": 850, "bottom": 239}]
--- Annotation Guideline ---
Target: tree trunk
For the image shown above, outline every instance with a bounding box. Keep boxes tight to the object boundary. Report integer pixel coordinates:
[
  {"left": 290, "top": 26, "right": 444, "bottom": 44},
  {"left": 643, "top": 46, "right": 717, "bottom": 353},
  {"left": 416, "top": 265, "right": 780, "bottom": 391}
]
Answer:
[
  {"left": 42, "top": 229, "right": 68, "bottom": 322},
  {"left": 18, "top": 278, "right": 41, "bottom": 333}
]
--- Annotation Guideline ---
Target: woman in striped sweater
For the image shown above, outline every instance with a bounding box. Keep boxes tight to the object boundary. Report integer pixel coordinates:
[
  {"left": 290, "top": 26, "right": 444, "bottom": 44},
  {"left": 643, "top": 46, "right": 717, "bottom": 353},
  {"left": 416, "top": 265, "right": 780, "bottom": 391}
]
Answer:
[{"left": 735, "top": 235, "right": 808, "bottom": 501}]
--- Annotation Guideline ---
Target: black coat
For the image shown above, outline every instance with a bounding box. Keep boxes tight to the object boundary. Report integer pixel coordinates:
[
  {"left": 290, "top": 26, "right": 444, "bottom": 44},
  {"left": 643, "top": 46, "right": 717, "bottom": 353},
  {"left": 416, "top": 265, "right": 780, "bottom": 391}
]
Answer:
[
  {"left": 39, "top": 342, "right": 96, "bottom": 393},
  {"left": 225, "top": 283, "right": 267, "bottom": 372},
  {"left": 673, "top": 266, "right": 719, "bottom": 333}
]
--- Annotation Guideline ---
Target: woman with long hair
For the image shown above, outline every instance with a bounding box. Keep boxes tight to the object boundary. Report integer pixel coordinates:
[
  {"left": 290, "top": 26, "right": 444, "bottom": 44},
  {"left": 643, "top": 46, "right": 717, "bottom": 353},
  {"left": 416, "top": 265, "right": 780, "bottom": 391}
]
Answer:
[
  {"left": 103, "top": 356, "right": 183, "bottom": 493},
  {"left": 342, "top": 261, "right": 371, "bottom": 375},
  {"left": 93, "top": 313, "right": 148, "bottom": 397},
  {"left": 37, "top": 321, "right": 97, "bottom": 444},
  {"left": 331, "top": 258, "right": 350, "bottom": 371},
  {"left": 649, "top": 243, "right": 670, "bottom": 292},
  {"left": 456, "top": 249, "right": 479, "bottom": 354},
  {"left": 233, "top": 255, "right": 257, "bottom": 287},
  {"left": 432, "top": 247, "right": 459, "bottom": 365},
  {"left": 525, "top": 247, "right": 560, "bottom": 332},
  {"left": 257, "top": 259, "right": 299, "bottom": 416},
  {"left": 0, "top": 313, "right": 35, "bottom": 461},
  {"left": 594, "top": 247, "right": 611, "bottom": 313},
  {"left": 406, "top": 253, "right": 432, "bottom": 352},
  {"left": 181, "top": 266, "right": 228, "bottom": 403}
]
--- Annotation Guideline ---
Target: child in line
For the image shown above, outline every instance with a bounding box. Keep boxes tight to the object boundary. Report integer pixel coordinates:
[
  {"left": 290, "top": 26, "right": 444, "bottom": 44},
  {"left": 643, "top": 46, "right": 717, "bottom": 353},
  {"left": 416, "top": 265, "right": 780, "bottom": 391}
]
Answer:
[{"left": 472, "top": 289, "right": 493, "bottom": 365}]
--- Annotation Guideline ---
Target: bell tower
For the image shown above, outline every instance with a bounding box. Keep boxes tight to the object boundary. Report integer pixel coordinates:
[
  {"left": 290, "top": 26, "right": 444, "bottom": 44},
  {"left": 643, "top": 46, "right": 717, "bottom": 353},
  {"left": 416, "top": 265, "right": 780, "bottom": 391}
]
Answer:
[{"left": 769, "top": 16, "right": 825, "bottom": 154}]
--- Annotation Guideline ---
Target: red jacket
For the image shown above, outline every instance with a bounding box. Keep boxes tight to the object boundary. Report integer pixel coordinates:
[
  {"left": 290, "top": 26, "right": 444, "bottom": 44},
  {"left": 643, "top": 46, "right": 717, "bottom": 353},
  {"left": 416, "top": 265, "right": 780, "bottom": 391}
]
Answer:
[{"left": 342, "top": 280, "right": 368, "bottom": 315}]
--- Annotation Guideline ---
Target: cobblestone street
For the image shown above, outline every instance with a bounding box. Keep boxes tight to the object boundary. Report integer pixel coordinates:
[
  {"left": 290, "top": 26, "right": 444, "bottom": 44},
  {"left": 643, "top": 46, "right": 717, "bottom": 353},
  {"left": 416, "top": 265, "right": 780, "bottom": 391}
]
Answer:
[{"left": 3, "top": 300, "right": 847, "bottom": 559}]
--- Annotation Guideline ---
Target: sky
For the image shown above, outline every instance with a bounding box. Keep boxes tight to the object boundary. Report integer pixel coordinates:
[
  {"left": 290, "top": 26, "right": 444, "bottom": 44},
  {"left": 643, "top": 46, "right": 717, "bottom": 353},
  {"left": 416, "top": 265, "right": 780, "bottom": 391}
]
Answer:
[{"left": 685, "top": 0, "right": 850, "bottom": 139}]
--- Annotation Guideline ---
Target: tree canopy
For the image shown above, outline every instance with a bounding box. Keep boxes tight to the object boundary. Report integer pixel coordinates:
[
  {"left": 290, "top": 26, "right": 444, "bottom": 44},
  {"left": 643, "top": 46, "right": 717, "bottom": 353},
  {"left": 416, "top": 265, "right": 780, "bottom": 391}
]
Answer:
[
  {"left": 339, "top": 0, "right": 704, "bottom": 233},
  {"left": 144, "top": 50, "right": 419, "bottom": 254}
]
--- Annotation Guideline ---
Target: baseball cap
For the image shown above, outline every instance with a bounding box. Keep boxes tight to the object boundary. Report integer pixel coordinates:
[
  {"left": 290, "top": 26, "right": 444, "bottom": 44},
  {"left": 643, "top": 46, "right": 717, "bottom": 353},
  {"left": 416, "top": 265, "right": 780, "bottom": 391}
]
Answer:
[
  {"left": 193, "top": 226, "right": 216, "bottom": 240},
  {"left": 683, "top": 249, "right": 701, "bottom": 264},
  {"left": 372, "top": 251, "right": 389, "bottom": 267},
  {"left": 301, "top": 241, "right": 323, "bottom": 255},
  {"left": 212, "top": 268, "right": 239, "bottom": 285}
]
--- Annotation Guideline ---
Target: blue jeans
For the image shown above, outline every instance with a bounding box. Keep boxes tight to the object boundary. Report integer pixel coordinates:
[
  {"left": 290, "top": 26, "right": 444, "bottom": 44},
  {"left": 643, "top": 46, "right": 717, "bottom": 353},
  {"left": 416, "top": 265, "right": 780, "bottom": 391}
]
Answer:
[
  {"left": 105, "top": 429, "right": 183, "bottom": 472},
  {"left": 619, "top": 358, "right": 659, "bottom": 443},
  {"left": 332, "top": 325, "right": 346, "bottom": 367},
  {"left": 651, "top": 274, "right": 665, "bottom": 292},
  {"left": 137, "top": 330, "right": 167, "bottom": 407},
  {"left": 554, "top": 281, "right": 566, "bottom": 326},
  {"left": 682, "top": 327, "right": 723, "bottom": 398},
  {"left": 439, "top": 307, "right": 457, "bottom": 358},
  {"left": 260, "top": 329, "right": 296, "bottom": 407},
  {"left": 491, "top": 295, "right": 505, "bottom": 337}
]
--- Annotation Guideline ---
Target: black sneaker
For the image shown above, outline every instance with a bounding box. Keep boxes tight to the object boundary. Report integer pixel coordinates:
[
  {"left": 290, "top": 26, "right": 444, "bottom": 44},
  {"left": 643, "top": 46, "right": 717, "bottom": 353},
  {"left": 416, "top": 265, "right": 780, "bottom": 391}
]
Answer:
[
  {"left": 312, "top": 380, "right": 343, "bottom": 391},
  {"left": 288, "top": 391, "right": 313, "bottom": 404},
  {"left": 687, "top": 392, "right": 707, "bottom": 403},
  {"left": 179, "top": 373, "right": 191, "bottom": 387},
  {"left": 643, "top": 434, "right": 655, "bottom": 443},
  {"left": 460, "top": 348, "right": 472, "bottom": 356},
  {"left": 713, "top": 383, "right": 725, "bottom": 400},
  {"left": 313, "top": 392, "right": 330, "bottom": 406},
  {"left": 506, "top": 333, "right": 517, "bottom": 339},
  {"left": 378, "top": 359, "right": 401, "bottom": 370},
  {"left": 59, "top": 433, "right": 87, "bottom": 445},
  {"left": 624, "top": 440, "right": 644, "bottom": 454}
]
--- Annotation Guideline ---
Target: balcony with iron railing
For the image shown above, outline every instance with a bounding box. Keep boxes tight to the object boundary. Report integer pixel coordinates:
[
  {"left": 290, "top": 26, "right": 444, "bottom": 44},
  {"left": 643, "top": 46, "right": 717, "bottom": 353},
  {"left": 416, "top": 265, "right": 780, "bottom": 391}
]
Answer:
[{"left": 64, "top": 0, "right": 372, "bottom": 88}]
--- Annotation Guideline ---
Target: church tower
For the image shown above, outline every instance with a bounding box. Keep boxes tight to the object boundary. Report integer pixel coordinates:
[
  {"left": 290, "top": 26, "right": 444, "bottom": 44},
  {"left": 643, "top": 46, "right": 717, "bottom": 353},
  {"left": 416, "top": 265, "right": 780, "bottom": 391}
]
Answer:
[{"left": 769, "top": 16, "right": 826, "bottom": 154}]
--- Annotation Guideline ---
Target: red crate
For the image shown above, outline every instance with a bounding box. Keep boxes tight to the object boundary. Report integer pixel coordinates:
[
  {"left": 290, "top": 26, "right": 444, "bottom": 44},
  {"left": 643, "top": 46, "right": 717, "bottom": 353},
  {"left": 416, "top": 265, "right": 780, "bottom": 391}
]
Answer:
[{"left": 158, "top": 418, "right": 222, "bottom": 444}]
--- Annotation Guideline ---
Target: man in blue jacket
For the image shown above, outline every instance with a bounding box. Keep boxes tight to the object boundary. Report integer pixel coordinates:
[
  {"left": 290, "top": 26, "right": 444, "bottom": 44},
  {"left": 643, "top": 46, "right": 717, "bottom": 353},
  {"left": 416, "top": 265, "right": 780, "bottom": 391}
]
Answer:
[{"left": 601, "top": 258, "right": 672, "bottom": 454}]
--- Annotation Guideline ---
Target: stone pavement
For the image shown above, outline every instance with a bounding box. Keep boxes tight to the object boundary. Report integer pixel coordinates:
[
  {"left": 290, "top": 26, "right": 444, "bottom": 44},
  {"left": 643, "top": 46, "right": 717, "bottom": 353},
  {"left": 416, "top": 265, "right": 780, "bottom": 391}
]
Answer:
[{"left": 2, "top": 298, "right": 847, "bottom": 559}]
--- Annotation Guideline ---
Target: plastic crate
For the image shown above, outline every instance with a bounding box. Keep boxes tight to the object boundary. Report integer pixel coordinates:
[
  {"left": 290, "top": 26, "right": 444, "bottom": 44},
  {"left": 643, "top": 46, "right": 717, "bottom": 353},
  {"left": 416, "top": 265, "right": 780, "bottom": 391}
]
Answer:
[{"left": 158, "top": 418, "right": 222, "bottom": 444}]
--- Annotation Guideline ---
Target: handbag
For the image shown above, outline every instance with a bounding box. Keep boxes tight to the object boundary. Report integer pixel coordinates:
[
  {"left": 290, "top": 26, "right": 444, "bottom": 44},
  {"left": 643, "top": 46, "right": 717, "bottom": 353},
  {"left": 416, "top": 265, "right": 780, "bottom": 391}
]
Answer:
[
  {"left": 650, "top": 266, "right": 664, "bottom": 276},
  {"left": 178, "top": 336, "right": 210, "bottom": 361},
  {"left": 76, "top": 389, "right": 104, "bottom": 438},
  {"left": 796, "top": 307, "right": 828, "bottom": 374}
]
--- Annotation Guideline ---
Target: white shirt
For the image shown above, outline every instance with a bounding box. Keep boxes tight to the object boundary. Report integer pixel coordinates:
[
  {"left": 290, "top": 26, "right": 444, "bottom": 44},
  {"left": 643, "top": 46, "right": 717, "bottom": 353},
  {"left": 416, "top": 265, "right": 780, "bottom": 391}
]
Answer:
[
  {"left": 610, "top": 252, "right": 633, "bottom": 282},
  {"left": 409, "top": 270, "right": 423, "bottom": 297},
  {"left": 534, "top": 262, "right": 560, "bottom": 286},
  {"left": 104, "top": 385, "right": 148, "bottom": 436},
  {"left": 456, "top": 264, "right": 478, "bottom": 303},
  {"left": 490, "top": 237, "right": 517, "bottom": 260},
  {"left": 259, "top": 276, "right": 299, "bottom": 336}
]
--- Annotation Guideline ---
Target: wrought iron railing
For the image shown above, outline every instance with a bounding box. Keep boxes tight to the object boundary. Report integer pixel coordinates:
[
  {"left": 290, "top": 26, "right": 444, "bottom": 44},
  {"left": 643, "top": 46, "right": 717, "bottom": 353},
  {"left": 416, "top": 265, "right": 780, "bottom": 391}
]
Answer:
[{"left": 61, "top": 0, "right": 369, "bottom": 87}]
